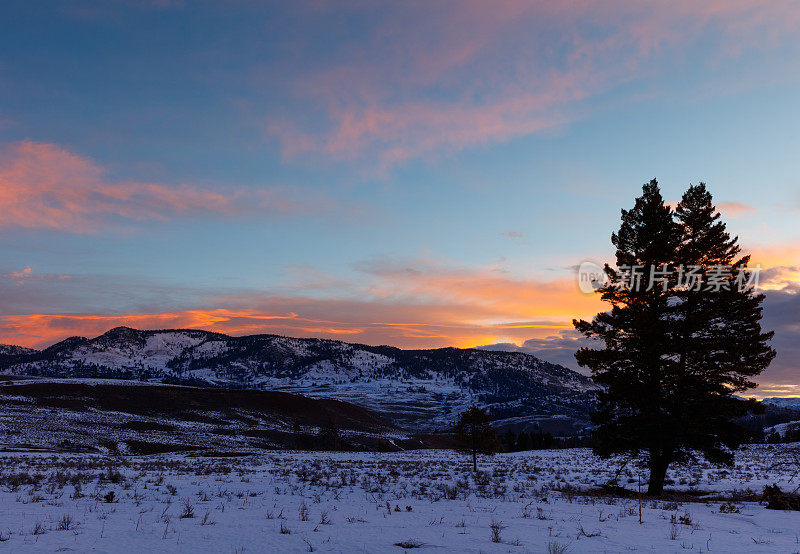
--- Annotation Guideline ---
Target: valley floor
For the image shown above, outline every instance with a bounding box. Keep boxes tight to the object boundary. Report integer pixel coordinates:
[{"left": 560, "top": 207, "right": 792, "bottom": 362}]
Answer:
[{"left": 0, "top": 445, "right": 799, "bottom": 552}]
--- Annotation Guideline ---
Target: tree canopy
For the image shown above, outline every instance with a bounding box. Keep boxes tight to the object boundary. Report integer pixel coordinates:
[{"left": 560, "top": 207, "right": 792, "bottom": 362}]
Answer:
[{"left": 574, "top": 179, "right": 774, "bottom": 495}]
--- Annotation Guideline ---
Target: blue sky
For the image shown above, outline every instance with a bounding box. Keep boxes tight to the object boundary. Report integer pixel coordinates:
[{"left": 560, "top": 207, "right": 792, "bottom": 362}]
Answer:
[{"left": 1, "top": 1, "right": 799, "bottom": 394}]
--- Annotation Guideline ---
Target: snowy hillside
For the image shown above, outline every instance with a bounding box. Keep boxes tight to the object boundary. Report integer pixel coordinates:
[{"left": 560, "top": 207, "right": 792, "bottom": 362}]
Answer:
[
  {"left": 0, "top": 344, "right": 36, "bottom": 356},
  {"left": 0, "top": 379, "right": 406, "bottom": 454},
  {"left": 0, "top": 327, "right": 598, "bottom": 432},
  {"left": 762, "top": 397, "right": 800, "bottom": 411},
  {"left": 764, "top": 421, "right": 800, "bottom": 439}
]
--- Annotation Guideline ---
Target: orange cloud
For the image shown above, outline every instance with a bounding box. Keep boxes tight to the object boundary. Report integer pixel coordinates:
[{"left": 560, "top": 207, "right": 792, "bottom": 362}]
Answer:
[
  {"left": 0, "top": 307, "right": 586, "bottom": 352},
  {"left": 0, "top": 257, "right": 604, "bottom": 350},
  {"left": 1, "top": 252, "right": 798, "bottom": 390},
  {"left": 746, "top": 244, "right": 800, "bottom": 267},
  {"left": 355, "top": 257, "right": 603, "bottom": 326},
  {"left": 745, "top": 244, "right": 800, "bottom": 290},
  {"left": 0, "top": 141, "right": 352, "bottom": 232}
]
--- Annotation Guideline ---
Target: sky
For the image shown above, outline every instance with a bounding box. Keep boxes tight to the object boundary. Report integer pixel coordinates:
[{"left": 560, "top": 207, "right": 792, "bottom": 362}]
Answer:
[{"left": 0, "top": 1, "right": 798, "bottom": 396}]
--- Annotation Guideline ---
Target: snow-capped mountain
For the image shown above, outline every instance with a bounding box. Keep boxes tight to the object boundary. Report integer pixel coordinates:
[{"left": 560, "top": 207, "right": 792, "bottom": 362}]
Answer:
[
  {"left": 761, "top": 397, "right": 800, "bottom": 411},
  {"left": 0, "top": 327, "right": 598, "bottom": 432}
]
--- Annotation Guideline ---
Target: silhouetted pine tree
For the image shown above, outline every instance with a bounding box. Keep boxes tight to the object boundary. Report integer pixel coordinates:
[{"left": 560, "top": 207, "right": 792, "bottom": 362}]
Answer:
[
  {"left": 515, "top": 431, "right": 531, "bottom": 451},
  {"left": 575, "top": 179, "right": 679, "bottom": 495},
  {"left": 501, "top": 430, "right": 517, "bottom": 452},
  {"left": 454, "top": 406, "right": 497, "bottom": 472},
  {"left": 319, "top": 416, "right": 341, "bottom": 451},
  {"left": 671, "top": 183, "right": 774, "bottom": 466},
  {"left": 575, "top": 179, "right": 774, "bottom": 495}
]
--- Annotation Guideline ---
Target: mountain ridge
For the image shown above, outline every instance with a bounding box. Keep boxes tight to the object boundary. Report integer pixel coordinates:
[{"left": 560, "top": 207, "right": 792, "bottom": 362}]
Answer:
[
  {"left": 761, "top": 397, "right": 800, "bottom": 411},
  {"left": 0, "top": 326, "right": 598, "bottom": 432},
  {"left": 0, "top": 344, "right": 38, "bottom": 357}
]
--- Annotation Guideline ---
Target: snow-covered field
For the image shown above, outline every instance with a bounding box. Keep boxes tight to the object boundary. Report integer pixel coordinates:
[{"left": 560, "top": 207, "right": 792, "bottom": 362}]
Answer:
[{"left": 1, "top": 445, "right": 799, "bottom": 552}]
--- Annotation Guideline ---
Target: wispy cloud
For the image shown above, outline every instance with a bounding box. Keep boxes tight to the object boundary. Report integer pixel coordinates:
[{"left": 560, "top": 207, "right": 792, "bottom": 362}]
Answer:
[
  {"left": 717, "top": 202, "right": 756, "bottom": 218},
  {"left": 0, "top": 256, "right": 601, "bottom": 349},
  {"left": 1, "top": 250, "right": 798, "bottom": 394},
  {"left": 0, "top": 141, "right": 353, "bottom": 232},
  {"left": 267, "top": 1, "right": 800, "bottom": 170},
  {"left": 353, "top": 256, "right": 602, "bottom": 322},
  {"left": 666, "top": 199, "right": 756, "bottom": 218}
]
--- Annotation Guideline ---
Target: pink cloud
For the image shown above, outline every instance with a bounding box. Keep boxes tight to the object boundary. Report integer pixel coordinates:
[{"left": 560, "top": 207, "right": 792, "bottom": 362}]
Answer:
[
  {"left": 0, "top": 141, "right": 353, "bottom": 232},
  {"left": 667, "top": 199, "right": 755, "bottom": 218},
  {"left": 6, "top": 266, "right": 35, "bottom": 285},
  {"left": 268, "top": 1, "right": 800, "bottom": 169},
  {"left": 717, "top": 201, "right": 756, "bottom": 217}
]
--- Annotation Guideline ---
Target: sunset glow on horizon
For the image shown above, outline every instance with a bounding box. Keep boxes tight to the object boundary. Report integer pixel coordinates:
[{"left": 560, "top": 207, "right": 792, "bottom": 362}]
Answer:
[{"left": 1, "top": 1, "right": 799, "bottom": 395}]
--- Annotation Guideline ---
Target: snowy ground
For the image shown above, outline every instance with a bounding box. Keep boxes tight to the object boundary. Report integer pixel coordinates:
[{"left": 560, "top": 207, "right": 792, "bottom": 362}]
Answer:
[{"left": 1, "top": 445, "right": 800, "bottom": 552}]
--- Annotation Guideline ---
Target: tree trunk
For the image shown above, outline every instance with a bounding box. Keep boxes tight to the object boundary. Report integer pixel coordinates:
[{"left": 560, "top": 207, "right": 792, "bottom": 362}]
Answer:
[
  {"left": 472, "top": 449, "right": 477, "bottom": 472},
  {"left": 647, "top": 454, "right": 669, "bottom": 496}
]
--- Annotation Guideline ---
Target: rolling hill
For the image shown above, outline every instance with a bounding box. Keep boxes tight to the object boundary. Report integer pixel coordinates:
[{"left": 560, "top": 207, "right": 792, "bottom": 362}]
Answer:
[{"left": 0, "top": 327, "right": 599, "bottom": 433}]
